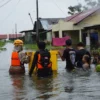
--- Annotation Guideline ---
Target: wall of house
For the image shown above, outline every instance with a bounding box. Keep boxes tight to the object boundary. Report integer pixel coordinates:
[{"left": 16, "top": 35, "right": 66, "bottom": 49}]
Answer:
[
  {"left": 47, "top": 32, "right": 52, "bottom": 42},
  {"left": 24, "top": 32, "right": 33, "bottom": 44},
  {"left": 52, "top": 20, "right": 81, "bottom": 39},
  {"left": 67, "top": 31, "right": 79, "bottom": 47},
  {"left": 77, "top": 12, "right": 100, "bottom": 28},
  {"left": 52, "top": 20, "right": 80, "bottom": 46}
]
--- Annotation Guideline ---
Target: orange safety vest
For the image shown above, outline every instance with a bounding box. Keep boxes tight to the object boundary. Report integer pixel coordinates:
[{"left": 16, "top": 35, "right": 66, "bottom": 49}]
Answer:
[
  {"left": 37, "top": 53, "right": 52, "bottom": 69},
  {"left": 11, "top": 52, "right": 21, "bottom": 67}
]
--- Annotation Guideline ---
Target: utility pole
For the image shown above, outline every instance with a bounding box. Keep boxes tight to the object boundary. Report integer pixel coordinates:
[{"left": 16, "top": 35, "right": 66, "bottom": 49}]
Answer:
[
  {"left": 15, "top": 23, "right": 17, "bottom": 39},
  {"left": 28, "top": 13, "right": 34, "bottom": 27},
  {"left": 36, "top": 0, "right": 39, "bottom": 43}
]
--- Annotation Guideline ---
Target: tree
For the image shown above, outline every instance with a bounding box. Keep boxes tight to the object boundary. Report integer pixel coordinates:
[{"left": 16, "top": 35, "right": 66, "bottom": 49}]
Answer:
[
  {"left": 68, "top": 0, "right": 100, "bottom": 15},
  {"left": 68, "top": 4, "right": 83, "bottom": 15},
  {"left": 84, "top": 0, "right": 97, "bottom": 9},
  {"left": 97, "top": 0, "right": 100, "bottom": 6}
]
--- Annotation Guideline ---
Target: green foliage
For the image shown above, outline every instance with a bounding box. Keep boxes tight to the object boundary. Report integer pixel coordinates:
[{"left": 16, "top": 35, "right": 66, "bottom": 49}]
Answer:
[
  {"left": 0, "top": 40, "right": 6, "bottom": 47},
  {"left": 83, "top": 0, "right": 98, "bottom": 10},
  {"left": 96, "top": 65, "right": 100, "bottom": 72},
  {"left": 91, "top": 48, "right": 100, "bottom": 56},
  {"left": 68, "top": 0, "right": 100, "bottom": 15},
  {"left": 24, "top": 43, "right": 64, "bottom": 51},
  {"left": 0, "top": 40, "right": 6, "bottom": 51},
  {"left": 24, "top": 44, "right": 38, "bottom": 50},
  {"left": 68, "top": 3, "right": 82, "bottom": 15}
]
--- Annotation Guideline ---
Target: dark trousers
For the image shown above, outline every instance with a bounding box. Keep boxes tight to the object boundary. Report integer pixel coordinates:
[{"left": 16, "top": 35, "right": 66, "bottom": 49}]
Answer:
[{"left": 37, "top": 68, "right": 52, "bottom": 77}]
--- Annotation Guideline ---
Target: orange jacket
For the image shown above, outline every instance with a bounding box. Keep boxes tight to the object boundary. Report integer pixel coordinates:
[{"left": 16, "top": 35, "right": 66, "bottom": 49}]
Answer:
[
  {"left": 11, "top": 52, "right": 21, "bottom": 67},
  {"left": 37, "top": 53, "right": 52, "bottom": 69}
]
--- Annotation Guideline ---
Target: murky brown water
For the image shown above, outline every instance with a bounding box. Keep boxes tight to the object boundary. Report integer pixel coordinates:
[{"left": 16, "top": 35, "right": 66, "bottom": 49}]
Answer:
[{"left": 0, "top": 43, "right": 100, "bottom": 100}]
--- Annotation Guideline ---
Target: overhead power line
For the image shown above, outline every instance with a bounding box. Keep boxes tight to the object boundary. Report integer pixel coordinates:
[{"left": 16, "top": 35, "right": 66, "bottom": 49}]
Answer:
[
  {"left": 0, "top": 0, "right": 5, "bottom": 3},
  {"left": 52, "top": 0, "right": 66, "bottom": 16},
  {"left": 0, "top": 0, "right": 12, "bottom": 8},
  {"left": 0, "top": 0, "right": 21, "bottom": 25}
]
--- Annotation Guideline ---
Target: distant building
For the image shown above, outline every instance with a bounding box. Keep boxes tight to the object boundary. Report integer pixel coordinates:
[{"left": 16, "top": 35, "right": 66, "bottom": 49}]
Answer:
[
  {"left": 0, "top": 34, "right": 23, "bottom": 40},
  {"left": 20, "top": 18, "right": 65, "bottom": 43},
  {"left": 0, "top": 34, "right": 7, "bottom": 40}
]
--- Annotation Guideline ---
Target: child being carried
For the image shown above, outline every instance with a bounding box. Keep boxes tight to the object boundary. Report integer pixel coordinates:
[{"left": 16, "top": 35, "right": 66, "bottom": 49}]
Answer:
[{"left": 82, "top": 55, "right": 91, "bottom": 71}]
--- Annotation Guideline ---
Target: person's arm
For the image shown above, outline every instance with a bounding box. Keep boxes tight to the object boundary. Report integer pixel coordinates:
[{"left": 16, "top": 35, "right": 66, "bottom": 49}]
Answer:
[
  {"left": 58, "top": 49, "right": 66, "bottom": 61},
  {"left": 29, "top": 52, "right": 38, "bottom": 77},
  {"left": 86, "top": 51, "right": 91, "bottom": 59},
  {"left": 18, "top": 52, "right": 29, "bottom": 64},
  {"left": 75, "top": 50, "right": 79, "bottom": 62}
]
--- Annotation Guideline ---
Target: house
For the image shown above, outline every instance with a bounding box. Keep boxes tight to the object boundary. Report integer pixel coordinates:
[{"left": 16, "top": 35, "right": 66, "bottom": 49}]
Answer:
[
  {"left": 9, "top": 34, "right": 23, "bottom": 40},
  {"left": 0, "top": 34, "right": 7, "bottom": 40},
  {"left": 0, "top": 34, "right": 23, "bottom": 40},
  {"left": 20, "top": 30, "right": 36, "bottom": 44},
  {"left": 52, "top": 7, "right": 100, "bottom": 49},
  {"left": 20, "top": 18, "right": 65, "bottom": 43}
]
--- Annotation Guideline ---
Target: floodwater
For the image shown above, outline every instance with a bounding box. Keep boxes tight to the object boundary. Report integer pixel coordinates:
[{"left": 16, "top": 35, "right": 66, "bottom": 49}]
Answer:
[{"left": 0, "top": 43, "right": 100, "bottom": 100}]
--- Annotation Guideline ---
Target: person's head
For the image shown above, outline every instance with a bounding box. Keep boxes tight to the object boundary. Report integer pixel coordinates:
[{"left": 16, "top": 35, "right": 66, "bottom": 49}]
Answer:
[
  {"left": 65, "top": 39, "right": 72, "bottom": 47},
  {"left": 37, "top": 41, "right": 46, "bottom": 50},
  {"left": 14, "top": 39, "right": 23, "bottom": 52},
  {"left": 82, "top": 55, "right": 90, "bottom": 64},
  {"left": 77, "top": 42, "right": 85, "bottom": 50},
  {"left": 14, "top": 45, "right": 23, "bottom": 52}
]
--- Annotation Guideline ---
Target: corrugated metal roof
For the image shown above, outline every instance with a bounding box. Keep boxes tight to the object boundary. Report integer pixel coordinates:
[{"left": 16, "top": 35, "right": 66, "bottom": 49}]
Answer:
[
  {"left": 21, "top": 18, "right": 65, "bottom": 33},
  {"left": 65, "top": 13, "right": 81, "bottom": 21},
  {"left": 39, "top": 18, "right": 65, "bottom": 30},
  {"left": 65, "top": 7, "right": 100, "bottom": 25}
]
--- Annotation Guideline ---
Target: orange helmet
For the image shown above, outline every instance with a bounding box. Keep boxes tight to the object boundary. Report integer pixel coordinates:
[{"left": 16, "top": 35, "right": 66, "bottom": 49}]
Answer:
[{"left": 14, "top": 39, "right": 23, "bottom": 46}]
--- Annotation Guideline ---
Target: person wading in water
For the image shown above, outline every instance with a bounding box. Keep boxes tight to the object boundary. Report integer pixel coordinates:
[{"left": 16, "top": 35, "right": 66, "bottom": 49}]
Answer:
[{"left": 29, "top": 42, "right": 52, "bottom": 77}]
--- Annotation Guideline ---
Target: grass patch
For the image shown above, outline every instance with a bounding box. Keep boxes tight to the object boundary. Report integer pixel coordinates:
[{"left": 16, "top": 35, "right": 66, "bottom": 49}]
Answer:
[
  {"left": 24, "top": 44, "right": 38, "bottom": 50},
  {"left": 0, "top": 40, "right": 6, "bottom": 51},
  {"left": 24, "top": 44, "right": 64, "bottom": 50},
  {"left": 0, "top": 40, "right": 6, "bottom": 47}
]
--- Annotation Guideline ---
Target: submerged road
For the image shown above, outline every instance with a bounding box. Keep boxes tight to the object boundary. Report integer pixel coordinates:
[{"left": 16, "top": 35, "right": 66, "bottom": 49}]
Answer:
[{"left": 0, "top": 43, "right": 100, "bottom": 100}]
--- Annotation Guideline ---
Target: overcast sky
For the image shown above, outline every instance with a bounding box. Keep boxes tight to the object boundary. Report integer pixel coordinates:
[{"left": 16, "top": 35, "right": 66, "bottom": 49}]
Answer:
[{"left": 0, "top": 0, "right": 85, "bottom": 34}]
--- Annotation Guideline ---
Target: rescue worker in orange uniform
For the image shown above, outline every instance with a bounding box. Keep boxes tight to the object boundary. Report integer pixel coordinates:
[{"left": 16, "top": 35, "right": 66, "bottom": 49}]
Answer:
[
  {"left": 9, "top": 39, "right": 30, "bottom": 74},
  {"left": 29, "top": 42, "right": 52, "bottom": 77}
]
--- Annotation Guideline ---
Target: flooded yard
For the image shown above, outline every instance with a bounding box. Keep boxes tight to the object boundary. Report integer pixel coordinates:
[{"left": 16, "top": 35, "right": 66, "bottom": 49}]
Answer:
[{"left": 0, "top": 43, "right": 100, "bottom": 100}]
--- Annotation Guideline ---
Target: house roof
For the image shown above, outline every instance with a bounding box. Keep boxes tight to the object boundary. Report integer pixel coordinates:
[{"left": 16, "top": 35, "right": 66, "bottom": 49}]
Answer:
[
  {"left": 0, "top": 34, "right": 7, "bottom": 39},
  {"left": 40, "top": 18, "right": 65, "bottom": 25},
  {"left": 9, "top": 34, "right": 23, "bottom": 39},
  {"left": 0, "top": 34, "right": 23, "bottom": 39},
  {"left": 65, "top": 7, "right": 100, "bottom": 25},
  {"left": 20, "top": 18, "right": 65, "bottom": 33},
  {"left": 34, "top": 18, "right": 65, "bottom": 30},
  {"left": 20, "top": 29, "right": 34, "bottom": 33},
  {"left": 84, "top": 24, "right": 100, "bottom": 30}
]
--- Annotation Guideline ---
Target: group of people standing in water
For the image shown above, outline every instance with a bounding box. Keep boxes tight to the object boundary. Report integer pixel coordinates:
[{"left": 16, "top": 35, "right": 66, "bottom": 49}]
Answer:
[
  {"left": 9, "top": 39, "right": 100, "bottom": 78},
  {"left": 59, "top": 39, "right": 91, "bottom": 72}
]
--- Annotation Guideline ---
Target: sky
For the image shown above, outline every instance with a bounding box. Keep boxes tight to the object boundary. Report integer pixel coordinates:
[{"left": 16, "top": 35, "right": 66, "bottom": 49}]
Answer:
[{"left": 0, "top": 0, "right": 85, "bottom": 34}]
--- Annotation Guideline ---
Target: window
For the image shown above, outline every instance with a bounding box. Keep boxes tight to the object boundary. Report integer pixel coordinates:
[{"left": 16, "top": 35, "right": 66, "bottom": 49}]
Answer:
[
  {"left": 54, "top": 31, "right": 59, "bottom": 38},
  {"left": 62, "top": 31, "right": 69, "bottom": 37}
]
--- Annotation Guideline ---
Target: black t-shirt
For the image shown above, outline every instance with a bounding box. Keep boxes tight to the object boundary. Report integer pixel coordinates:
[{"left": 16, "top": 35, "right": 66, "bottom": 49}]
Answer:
[
  {"left": 62, "top": 48, "right": 76, "bottom": 71},
  {"left": 76, "top": 49, "right": 91, "bottom": 68}
]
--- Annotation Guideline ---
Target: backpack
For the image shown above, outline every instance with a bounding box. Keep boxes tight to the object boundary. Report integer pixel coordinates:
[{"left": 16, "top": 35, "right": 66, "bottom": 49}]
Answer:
[
  {"left": 38, "top": 50, "right": 51, "bottom": 68},
  {"left": 69, "top": 50, "right": 76, "bottom": 66}
]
